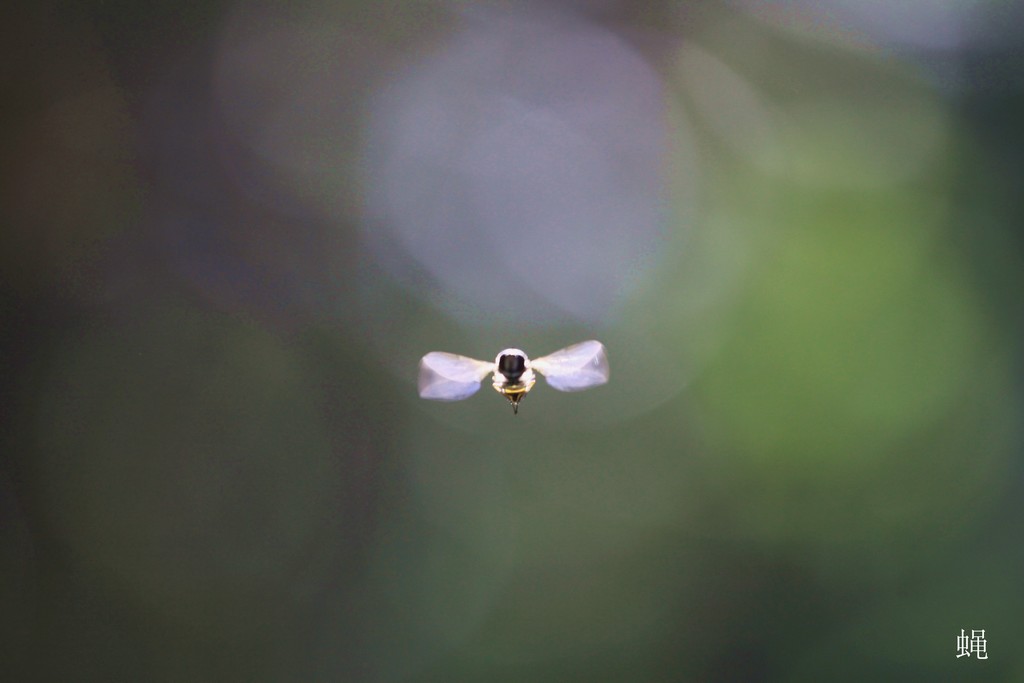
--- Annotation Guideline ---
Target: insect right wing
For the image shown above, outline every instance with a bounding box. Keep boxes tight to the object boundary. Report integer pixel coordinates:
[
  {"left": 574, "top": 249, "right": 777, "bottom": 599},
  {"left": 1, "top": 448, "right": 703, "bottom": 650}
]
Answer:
[
  {"left": 418, "top": 352, "right": 494, "bottom": 401},
  {"left": 530, "top": 340, "right": 609, "bottom": 392}
]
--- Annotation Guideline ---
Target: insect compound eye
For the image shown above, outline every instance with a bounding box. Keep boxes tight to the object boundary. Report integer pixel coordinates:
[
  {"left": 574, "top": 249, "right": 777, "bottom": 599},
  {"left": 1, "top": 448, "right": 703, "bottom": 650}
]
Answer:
[{"left": 497, "top": 353, "right": 526, "bottom": 383}]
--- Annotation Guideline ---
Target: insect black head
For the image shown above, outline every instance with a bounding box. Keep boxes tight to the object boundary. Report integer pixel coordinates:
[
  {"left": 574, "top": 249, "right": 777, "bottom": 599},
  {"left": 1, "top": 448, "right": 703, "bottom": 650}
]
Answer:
[{"left": 497, "top": 353, "right": 526, "bottom": 384}]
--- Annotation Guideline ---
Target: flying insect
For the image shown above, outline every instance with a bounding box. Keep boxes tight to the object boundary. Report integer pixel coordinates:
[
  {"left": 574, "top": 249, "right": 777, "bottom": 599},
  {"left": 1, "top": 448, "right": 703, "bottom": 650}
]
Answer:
[{"left": 418, "top": 340, "right": 609, "bottom": 414}]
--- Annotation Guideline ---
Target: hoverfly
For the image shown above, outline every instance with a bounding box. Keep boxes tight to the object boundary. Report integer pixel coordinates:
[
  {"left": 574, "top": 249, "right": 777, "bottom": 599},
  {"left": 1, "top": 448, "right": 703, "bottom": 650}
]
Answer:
[{"left": 418, "top": 340, "right": 609, "bottom": 414}]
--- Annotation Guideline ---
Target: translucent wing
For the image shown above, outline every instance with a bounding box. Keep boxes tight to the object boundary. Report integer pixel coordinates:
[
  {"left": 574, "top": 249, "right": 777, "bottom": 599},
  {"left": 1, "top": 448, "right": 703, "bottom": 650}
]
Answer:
[
  {"left": 531, "top": 340, "right": 609, "bottom": 392},
  {"left": 418, "top": 352, "right": 494, "bottom": 401}
]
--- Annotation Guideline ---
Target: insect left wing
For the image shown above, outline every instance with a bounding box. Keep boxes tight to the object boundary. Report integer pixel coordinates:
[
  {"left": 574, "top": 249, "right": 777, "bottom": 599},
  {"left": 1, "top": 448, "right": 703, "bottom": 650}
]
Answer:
[
  {"left": 530, "top": 340, "right": 609, "bottom": 392},
  {"left": 418, "top": 352, "right": 494, "bottom": 401}
]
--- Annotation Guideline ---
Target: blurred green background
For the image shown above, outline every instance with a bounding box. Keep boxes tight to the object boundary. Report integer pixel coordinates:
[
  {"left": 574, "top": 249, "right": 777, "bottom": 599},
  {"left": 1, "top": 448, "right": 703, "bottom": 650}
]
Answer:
[{"left": 2, "top": 1, "right": 1022, "bottom": 680}]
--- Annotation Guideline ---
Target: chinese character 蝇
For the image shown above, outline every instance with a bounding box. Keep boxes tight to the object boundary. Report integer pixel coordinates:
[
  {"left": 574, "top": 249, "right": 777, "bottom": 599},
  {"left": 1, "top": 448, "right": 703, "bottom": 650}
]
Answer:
[{"left": 956, "top": 629, "right": 988, "bottom": 660}]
